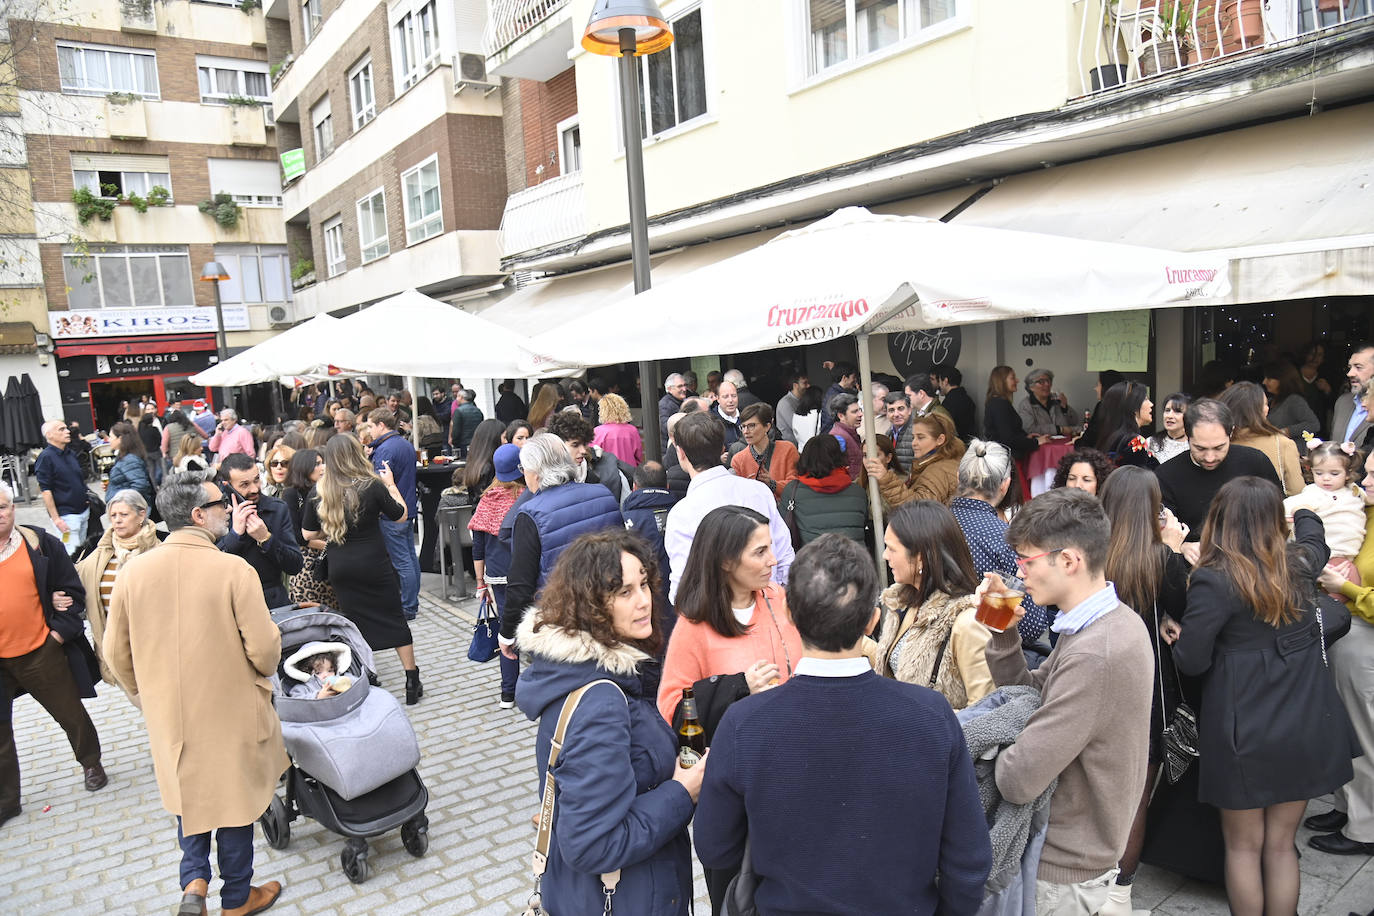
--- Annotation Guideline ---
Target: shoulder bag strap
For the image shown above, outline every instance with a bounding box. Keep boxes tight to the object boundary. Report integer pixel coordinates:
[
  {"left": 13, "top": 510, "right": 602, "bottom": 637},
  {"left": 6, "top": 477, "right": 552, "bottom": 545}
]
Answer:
[
  {"left": 928, "top": 621, "right": 956, "bottom": 689},
  {"left": 529, "top": 679, "right": 626, "bottom": 915}
]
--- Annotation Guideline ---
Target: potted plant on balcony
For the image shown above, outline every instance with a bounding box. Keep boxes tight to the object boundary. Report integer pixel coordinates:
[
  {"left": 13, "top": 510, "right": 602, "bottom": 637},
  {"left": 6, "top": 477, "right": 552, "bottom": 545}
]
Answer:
[
  {"left": 1140, "top": 1, "right": 1198, "bottom": 76},
  {"left": 1195, "top": 0, "right": 1264, "bottom": 60}
]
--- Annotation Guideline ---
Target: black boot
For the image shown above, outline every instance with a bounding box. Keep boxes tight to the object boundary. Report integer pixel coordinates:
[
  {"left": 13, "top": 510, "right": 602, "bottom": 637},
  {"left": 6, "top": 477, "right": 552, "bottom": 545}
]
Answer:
[{"left": 405, "top": 668, "right": 422, "bottom": 705}]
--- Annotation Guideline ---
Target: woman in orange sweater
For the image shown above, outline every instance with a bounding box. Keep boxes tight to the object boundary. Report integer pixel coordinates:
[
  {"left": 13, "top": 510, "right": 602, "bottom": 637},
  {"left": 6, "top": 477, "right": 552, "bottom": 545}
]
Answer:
[{"left": 657, "top": 505, "right": 803, "bottom": 730}]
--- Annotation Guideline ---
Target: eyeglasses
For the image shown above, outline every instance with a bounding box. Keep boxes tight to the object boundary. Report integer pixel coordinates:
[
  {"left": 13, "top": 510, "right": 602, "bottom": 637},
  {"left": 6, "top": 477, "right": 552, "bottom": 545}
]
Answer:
[
  {"left": 1014, "top": 548, "right": 1063, "bottom": 569},
  {"left": 198, "top": 495, "right": 231, "bottom": 511},
  {"left": 269, "top": 460, "right": 290, "bottom": 468}
]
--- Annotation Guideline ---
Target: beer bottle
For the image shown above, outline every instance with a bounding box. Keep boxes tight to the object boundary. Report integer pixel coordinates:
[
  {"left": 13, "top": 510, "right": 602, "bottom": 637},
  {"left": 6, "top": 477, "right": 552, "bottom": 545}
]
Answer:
[{"left": 678, "top": 687, "right": 705, "bottom": 768}]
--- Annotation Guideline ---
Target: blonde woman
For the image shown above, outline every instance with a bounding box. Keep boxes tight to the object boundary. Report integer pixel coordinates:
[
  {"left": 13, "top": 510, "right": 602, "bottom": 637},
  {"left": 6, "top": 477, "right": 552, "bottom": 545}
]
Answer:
[
  {"left": 302, "top": 434, "right": 423, "bottom": 704},
  {"left": 262, "top": 443, "right": 294, "bottom": 499},
  {"left": 76, "top": 489, "right": 161, "bottom": 701},
  {"left": 172, "top": 432, "right": 207, "bottom": 473},
  {"left": 590, "top": 392, "right": 643, "bottom": 466}
]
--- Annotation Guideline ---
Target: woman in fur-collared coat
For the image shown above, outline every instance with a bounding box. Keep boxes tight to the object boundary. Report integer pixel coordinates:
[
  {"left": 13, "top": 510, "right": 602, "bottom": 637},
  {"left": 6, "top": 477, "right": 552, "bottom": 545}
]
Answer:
[
  {"left": 874, "top": 501, "right": 994, "bottom": 710},
  {"left": 515, "top": 530, "right": 701, "bottom": 916}
]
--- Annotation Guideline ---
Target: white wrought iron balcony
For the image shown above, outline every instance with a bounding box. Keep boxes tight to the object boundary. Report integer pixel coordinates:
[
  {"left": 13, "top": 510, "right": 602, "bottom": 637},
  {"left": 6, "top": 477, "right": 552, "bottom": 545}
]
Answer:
[
  {"left": 499, "top": 171, "right": 586, "bottom": 257},
  {"left": 482, "top": 0, "right": 575, "bottom": 80},
  {"left": 1077, "top": 0, "right": 1372, "bottom": 94}
]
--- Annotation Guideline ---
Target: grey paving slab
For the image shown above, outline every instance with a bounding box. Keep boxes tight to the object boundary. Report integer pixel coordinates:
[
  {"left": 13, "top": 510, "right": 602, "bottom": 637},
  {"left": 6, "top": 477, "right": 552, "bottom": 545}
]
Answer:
[{"left": 5, "top": 499, "right": 1374, "bottom": 914}]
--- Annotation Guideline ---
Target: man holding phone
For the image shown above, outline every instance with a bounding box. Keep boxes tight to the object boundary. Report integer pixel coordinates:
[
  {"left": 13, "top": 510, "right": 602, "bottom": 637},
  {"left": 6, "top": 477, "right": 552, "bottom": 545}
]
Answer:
[{"left": 216, "top": 454, "right": 303, "bottom": 607}]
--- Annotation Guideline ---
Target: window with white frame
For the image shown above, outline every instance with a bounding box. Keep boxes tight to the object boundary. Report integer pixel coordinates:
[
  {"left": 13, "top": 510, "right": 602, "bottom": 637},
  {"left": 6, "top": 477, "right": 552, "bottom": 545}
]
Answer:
[
  {"left": 57, "top": 42, "right": 159, "bottom": 98},
  {"left": 213, "top": 246, "right": 292, "bottom": 304},
  {"left": 311, "top": 96, "right": 334, "bottom": 161},
  {"left": 401, "top": 156, "right": 442, "bottom": 244},
  {"left": 323, "top": 217, "right": 346, "bottom": 277},
  {"left": 196, "top": 55, "right": 271, "bottom": 110},
  {"left": 302, "top": 0, "right": 322, "bottom": 42},
  {"left": 392, "top": 0, "right": 440, "bottom": 92},
  {"left": 207, "top": 159, "right": 283, "bottom": 208},
  {"left": 71, "top": 153, "right": 171, "bottom": 200},
  {"left": 348, "top": 56, "right": 376, "bottom": 130},
  {"left": 61, "top": 246, "right": 194, "bottom": 310},
  {"left": 557, "top": 115, "right": 581, "bottom": 175},
  {"left": 804, "top": 0, "right": 957, "bottom": 77},
  {"left": 621, "top": 6, "right": 706, "bottom": 142},
  {"left": 357, "top": 189, "right": 389, "bottom": 263}
]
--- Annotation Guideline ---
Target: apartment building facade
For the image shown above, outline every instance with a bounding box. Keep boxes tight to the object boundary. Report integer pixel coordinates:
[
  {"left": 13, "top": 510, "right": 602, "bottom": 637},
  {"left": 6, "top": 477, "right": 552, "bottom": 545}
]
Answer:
[
  {"left": 267, "top": 0, "right": 506, "bottom": 322},
  {"left": 6, "top": 0, "right": 299, "bottom": 429},
  {"left": 480, "top": 0, "right": 1374, "bottom": 419}
]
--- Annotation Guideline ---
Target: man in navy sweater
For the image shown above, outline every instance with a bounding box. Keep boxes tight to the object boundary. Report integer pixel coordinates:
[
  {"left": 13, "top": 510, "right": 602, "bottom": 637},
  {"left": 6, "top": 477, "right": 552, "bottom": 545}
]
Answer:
[{"left": 694, "top": 534, "right": 992, "bottom": 915}]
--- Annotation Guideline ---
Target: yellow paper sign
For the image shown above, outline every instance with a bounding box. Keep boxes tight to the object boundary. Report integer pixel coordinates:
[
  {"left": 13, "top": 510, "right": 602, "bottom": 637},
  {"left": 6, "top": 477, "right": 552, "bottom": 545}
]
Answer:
[{"left": 1086, "top": 310, "right": 1150, "bottom": 372}]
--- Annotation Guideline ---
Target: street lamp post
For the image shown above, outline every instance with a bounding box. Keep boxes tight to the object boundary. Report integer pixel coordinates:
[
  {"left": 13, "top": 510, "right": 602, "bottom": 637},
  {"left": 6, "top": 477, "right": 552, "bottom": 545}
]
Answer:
[
  {"left": 583, "top": 0, "right": 673, "bottom": 461},
  {"left": 198, "top": 261, "right": 232, "bottom": 411}
]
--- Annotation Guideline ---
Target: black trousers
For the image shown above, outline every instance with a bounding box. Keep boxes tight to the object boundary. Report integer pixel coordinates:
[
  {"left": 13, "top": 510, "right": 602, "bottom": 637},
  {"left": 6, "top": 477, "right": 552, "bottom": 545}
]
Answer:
[{"left": 0, "top": 635, "right": 101, "bottom": 809}]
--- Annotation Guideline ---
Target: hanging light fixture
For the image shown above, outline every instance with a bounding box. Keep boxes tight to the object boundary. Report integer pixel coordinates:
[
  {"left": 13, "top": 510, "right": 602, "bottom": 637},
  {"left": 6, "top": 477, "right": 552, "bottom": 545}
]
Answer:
[{"left": 581, "top": 0, "right": 673, "bottom": 56}]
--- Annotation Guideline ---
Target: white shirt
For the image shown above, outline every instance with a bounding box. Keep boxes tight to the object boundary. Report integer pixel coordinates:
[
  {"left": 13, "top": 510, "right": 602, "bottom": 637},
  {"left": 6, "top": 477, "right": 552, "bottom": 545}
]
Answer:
[
  {"left": 0, "top": 528, "right": 22, "bottom": 564},
  {"left": 793, "top": 656, "right": 871, "bottom": 678},
  {"left": 732, "top": 604, "right": 755, "bottom": 627}
]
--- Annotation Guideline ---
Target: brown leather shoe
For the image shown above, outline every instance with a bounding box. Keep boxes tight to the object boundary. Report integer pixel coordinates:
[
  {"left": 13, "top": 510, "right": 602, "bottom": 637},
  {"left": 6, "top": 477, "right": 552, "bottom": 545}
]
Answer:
[
  {"left": 221, "top": 881, "right": 281, "bottom": 916},
  {"left": 83, "top": 763, "right": 108, "bottom": 791},
  {"left": 177, "top": 878, "right": 208, "bottom": 915}
]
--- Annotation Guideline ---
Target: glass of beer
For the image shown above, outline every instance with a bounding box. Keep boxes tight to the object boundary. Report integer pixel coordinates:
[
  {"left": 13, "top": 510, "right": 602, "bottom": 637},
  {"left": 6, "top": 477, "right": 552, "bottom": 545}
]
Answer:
[{"left": 976, "top": 575, "right": 1025, "bottom": 633}]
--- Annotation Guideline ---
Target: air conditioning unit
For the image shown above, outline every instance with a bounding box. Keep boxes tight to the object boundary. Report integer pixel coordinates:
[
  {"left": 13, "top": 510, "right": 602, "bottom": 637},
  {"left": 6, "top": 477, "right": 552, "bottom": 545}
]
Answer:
[
  {"left": 262, "top": 103, "right": 276, "bottom": 127},
  {"left": 268, "top": 303, "right": 297, "bottom": 327},
  {"left": 453, "top": 52, "right": 499, "bottom": 96}
]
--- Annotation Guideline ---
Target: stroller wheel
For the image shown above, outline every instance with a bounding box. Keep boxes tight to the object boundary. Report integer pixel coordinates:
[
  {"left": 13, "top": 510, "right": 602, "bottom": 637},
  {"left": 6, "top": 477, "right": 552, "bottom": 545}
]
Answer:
[
  {"left": 401, "top": 815, "right": 429, "bottom": 857},
  {"left": 341, "top": 839, "right": 369, "bottom": 884},
  {"left": 259, "top": 795, "right": 291, "bottom": 850}
]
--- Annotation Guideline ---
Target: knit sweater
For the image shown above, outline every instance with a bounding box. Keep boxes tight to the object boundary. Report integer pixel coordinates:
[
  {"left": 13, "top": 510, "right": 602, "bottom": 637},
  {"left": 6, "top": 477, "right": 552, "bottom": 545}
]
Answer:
[
  {"left": 984, "top": 603, "right": 1153, "bottom": 884},
  {"left": 656, "top": 584, "right": 802, "bottom": 724},
  {"left": 1155, "top": 444, "right": 1282, "bottom": 539},
  {"left": 693, "top": 670, "right": 992, "bottom": 915}
]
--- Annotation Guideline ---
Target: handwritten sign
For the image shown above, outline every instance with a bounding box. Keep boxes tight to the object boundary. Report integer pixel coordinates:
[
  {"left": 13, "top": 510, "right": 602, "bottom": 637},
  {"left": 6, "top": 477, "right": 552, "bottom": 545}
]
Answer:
[
  {"left": 1086, "top": 311, "right": 1149, "bottom": 372},
  {"left": 887, "top": 327, "right": 962, "bottom": 377}
]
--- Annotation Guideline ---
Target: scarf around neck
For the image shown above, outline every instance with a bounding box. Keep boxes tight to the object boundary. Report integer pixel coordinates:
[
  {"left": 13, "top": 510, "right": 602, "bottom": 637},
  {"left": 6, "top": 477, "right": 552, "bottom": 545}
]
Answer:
[
  {"left": 112, "top": 520, "right": 159, "bottom": 568},
  {"left": 800, "top": 467, "right": 852, "bottom": 494}
]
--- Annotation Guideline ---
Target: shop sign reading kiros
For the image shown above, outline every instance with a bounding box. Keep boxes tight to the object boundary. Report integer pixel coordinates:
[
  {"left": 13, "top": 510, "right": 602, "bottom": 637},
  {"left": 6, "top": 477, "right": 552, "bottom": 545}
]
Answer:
[{"left": 50, "top": 307, "right": 251, "bottom": 339}]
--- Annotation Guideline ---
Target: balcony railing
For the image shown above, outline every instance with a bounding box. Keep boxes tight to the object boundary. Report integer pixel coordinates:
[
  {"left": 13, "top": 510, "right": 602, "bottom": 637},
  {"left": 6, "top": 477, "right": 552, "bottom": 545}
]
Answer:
[
  {"left": 1077, "top": 0, "right": 1372, "bottom": 94},
  {"left": 499, "top": 171, "right": 586, "bottom": 256},
  {"left": 483, "top": 0, "right": 570, "bottom": 57}
]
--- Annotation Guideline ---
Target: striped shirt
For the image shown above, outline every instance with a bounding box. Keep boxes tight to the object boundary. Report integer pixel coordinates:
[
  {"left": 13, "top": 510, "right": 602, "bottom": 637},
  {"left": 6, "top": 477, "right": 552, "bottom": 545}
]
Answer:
[{"left": 99, "top": 555, "right": 119, "bottom": 612}]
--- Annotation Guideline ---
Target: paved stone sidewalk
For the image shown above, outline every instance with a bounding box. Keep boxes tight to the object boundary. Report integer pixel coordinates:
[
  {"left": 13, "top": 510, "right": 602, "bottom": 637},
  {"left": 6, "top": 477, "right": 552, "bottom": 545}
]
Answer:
[{"left": 2, "top": 503, "right": 1373, "bottom": 914}]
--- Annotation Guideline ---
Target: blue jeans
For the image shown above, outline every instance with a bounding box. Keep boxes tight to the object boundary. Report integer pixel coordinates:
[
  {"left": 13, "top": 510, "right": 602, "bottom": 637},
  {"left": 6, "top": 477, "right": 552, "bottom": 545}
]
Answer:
[
  {"left": 380, "top": 518, "right": 419, "bottom": 620},
  {"left": 177, "top": 818, "right": 254, "bottom": 907},
  {"left": 490, "top": 584, "right": 519, "bottom": 697}
]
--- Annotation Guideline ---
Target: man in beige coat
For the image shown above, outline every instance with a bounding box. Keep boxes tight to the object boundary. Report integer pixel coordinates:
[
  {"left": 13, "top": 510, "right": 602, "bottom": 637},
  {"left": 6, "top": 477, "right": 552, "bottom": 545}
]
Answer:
[{"left": 104, "top": 472, "right": 288, "bottom": 916}]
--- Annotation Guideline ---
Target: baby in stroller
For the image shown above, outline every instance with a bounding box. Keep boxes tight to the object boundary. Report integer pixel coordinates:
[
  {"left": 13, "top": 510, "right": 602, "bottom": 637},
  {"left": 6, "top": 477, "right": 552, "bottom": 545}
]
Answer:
[{"left": 284, "top": 641, "right": 355, "bottom": 699}]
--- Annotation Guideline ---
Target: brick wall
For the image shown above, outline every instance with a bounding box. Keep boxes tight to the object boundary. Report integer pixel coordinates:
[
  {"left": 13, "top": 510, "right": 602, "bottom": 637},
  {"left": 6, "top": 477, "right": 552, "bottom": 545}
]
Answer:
[
  {"left": 518, "top": 66, "right": 576, "bottom": 187},
  {"left": 305, "top": 111, "right": 504, "bottom": 275},
  {"left": 295, "top": 2, "right": 392, "bottom": 167},
  {"left": 12, "top": 21, "right": 267, "bottom": 102},
  {"left": 500, "top": 77, "right": 525, "bottom": 195},
  {"left": 40, "top": 241, "right": 220, "bottom": 310}
]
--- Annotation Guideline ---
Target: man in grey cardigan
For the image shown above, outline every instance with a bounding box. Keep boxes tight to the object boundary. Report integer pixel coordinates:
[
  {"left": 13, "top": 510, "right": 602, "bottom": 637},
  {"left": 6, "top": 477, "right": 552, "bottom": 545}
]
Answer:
[{"left": 981, "top": 488, "right": 1153, "bottom": 916}]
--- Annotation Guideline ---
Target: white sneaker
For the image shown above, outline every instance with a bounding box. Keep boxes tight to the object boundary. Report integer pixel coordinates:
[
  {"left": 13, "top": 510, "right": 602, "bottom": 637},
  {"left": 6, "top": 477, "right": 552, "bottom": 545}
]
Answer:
[{"left": 499, "top": 695, "right": 515, "bottom": 709}]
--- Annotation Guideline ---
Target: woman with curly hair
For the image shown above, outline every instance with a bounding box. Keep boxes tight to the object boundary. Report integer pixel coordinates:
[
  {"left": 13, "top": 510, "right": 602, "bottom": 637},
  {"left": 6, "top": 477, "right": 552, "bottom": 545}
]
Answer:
[
  {"left": 591, "top": 392, "right": 644, "bottom": 466},
  {"left": 301, "top": 434, "right": 422, "bottom": 703},
  {"left": 515, "top": 529, "right": 700, "bottom": 916},
  {"left": 1051, "top": 447, "right": 1114, "bottom": 497}
]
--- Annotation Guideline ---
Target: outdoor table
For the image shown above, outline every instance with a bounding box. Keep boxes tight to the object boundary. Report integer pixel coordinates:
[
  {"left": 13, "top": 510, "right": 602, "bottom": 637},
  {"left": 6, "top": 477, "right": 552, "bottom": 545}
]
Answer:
[
  {"left": 417, "top": 462, "right": 463, "bottom": 573},
  {"left": 1026, "top": 437, "right": 1077, "bottom": 497}
]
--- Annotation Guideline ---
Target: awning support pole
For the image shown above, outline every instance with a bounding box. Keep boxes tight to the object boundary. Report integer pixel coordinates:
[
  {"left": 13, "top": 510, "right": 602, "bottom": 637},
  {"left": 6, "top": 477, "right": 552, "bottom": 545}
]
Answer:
[
  {"left": 407, "top": 375, "right": 422, "bottom": 452},
  {"left": 855, "top": 332, "right": 887, "bottom": 586}
]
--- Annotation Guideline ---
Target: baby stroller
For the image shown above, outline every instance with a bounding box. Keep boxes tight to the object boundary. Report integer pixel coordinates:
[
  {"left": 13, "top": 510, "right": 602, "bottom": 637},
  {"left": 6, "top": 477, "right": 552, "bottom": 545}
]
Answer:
[{"left": 258, "top": 605, "right": 430, "bottom": 883}]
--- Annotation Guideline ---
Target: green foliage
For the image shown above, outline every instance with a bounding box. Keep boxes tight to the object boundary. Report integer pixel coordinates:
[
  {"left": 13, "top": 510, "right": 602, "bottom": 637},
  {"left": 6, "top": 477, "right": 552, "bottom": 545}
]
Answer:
[
  {"left": 198, "top": 192, "right": 242, "bottom": 229},
  {"left": 146, "top": 185, "right": 171, "bottom": 207},
  {"left": 269, "top": 60, "right": 284, "bottom": 80},
  {"left": 225, "top": 94, "right": 263, "bottom": 108},
  {"left": 124, "top": 192, "right": 148, "bottom": 213},
  {"left": 291, "top": 259, "right": 315, "bottom": 281},
  {"left": 104, "top": 91, "right": 141, "bottom": 105},
  {"left": 72, "top": 187, "right": 116, "bottom": 224},
  {"left": 1157, "top": 1, "right": 1210, "bottom": 43},
  {"left": 239, "top": 0, "right": 261, "bottom": 11}
]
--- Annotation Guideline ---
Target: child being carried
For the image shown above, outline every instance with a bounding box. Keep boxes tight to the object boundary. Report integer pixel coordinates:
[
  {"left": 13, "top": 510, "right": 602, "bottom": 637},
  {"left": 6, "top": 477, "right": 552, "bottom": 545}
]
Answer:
[{"left": 284, "top": 641, "right": 355, "bottom": 699}]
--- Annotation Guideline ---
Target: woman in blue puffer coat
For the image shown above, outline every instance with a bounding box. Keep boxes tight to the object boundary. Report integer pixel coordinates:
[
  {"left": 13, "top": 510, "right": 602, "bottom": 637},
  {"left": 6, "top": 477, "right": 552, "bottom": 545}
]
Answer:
[
  {"left": 106, "top": 422, "right": 154, "bottom": 505},
  {"left": 516, "top": 529, "right": 703, "bottom": 915}
]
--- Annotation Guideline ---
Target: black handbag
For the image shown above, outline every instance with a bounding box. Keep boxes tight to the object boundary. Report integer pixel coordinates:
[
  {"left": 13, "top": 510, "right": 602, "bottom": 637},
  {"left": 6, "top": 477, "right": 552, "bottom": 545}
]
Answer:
[
  {"left": 1154, "top": 604, "right": 1199, "bottom": 784},
  {"left": 723, "top": 837, "right": 758, "bottom": 916}
]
